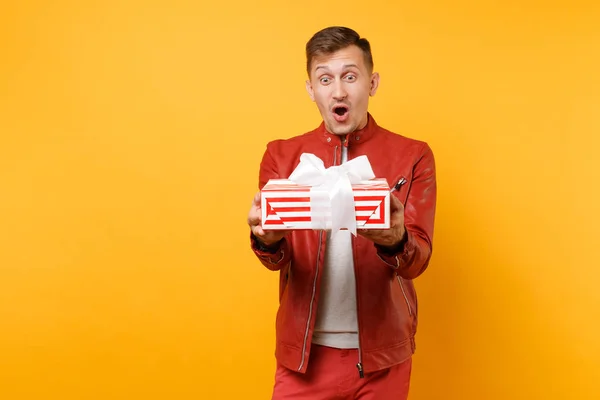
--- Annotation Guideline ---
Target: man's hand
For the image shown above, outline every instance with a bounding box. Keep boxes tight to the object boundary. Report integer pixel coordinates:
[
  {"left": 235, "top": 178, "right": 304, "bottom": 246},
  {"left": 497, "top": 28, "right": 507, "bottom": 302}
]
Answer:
[
  {"left": 247, "top": 191, "right": 290, "bottom": 247},
  {"left": 358, "top": 194, "right": 406, "bottom": 248}
]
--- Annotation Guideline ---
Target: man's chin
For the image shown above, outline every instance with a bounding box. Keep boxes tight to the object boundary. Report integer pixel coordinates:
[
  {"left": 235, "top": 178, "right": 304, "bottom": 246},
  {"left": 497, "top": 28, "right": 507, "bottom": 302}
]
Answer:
[{"left": 325, "top": 120, "right": 355, "bottom": 136}]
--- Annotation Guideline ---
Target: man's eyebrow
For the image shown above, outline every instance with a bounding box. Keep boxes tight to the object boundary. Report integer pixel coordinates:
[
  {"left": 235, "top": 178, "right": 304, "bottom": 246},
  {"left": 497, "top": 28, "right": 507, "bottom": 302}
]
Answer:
[{"left": 314, "top": 64, "right": 360, "bottom": 71}]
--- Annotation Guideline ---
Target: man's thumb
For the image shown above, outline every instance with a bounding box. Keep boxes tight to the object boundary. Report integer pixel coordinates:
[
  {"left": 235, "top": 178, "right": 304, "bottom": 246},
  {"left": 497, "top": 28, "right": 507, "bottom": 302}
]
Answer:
[{"left": 390, "top": 194, "right": 403, "bottom": 212}]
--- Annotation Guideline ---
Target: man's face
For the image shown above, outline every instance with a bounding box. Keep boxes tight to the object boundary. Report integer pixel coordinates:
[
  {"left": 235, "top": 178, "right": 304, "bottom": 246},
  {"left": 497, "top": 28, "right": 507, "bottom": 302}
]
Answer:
[{"left": 306, "top": 45, "right": 379, "bottom": 136}]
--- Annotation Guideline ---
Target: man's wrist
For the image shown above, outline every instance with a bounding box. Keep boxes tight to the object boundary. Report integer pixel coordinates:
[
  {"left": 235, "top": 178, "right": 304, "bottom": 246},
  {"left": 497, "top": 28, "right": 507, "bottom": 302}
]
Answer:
[
  {"left": 251, "top": 233, "right": 282, "bottom": 254},
  {"left": 375, "top": 230, "right": 408, "bottom": 255}
]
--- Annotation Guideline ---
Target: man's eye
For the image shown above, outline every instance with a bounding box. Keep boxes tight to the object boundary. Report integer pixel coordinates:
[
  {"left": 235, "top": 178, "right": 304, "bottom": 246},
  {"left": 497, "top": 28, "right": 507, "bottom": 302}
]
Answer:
[
  {"left": 345, "top": 75, "right": 356, "bottom": 81},
  {"left": 320, "top": 77, "right": 331, "bottom": 84}
]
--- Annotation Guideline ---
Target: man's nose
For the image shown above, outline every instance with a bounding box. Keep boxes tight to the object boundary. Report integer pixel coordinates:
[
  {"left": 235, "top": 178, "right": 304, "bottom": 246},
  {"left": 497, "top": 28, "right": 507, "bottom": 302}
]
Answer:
[{"left": 332, "top": 81, "right": 347, "bottom": 100}]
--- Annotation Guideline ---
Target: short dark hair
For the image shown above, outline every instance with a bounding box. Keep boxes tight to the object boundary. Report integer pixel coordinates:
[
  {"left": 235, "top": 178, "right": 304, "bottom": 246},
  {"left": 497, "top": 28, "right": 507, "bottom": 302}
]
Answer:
[{"left": 305, "top": 26, "right": 374, "bottom": 76}]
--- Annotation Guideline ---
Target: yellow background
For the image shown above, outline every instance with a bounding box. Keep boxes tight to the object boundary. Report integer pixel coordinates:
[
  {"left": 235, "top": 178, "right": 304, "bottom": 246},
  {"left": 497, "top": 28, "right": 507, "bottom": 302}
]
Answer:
[{"left": 1, "top": 1, "right": 599, "bottom": 399}]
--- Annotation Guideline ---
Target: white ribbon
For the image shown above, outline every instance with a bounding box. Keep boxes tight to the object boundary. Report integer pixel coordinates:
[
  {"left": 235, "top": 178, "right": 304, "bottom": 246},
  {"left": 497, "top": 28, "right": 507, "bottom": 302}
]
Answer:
[{"left": 288, "top": 153, "right": 375, "bottom": 235}]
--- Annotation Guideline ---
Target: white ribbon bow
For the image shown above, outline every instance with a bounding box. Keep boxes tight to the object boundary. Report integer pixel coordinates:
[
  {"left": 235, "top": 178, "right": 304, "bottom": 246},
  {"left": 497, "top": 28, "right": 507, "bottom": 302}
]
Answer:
[{"left": 288, "top": 153, "right": 375, "bottom": 235}]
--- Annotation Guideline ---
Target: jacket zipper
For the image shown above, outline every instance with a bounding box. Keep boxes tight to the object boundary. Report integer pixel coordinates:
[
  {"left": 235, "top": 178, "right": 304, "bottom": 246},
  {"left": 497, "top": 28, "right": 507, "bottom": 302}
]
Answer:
[
  {"left": 299, "top": 142, "right": 339, "bottom": 372},
  {"left": 298, "top": 230, "right": 323, "bottom": 372},
  {"left": 340, "top": 139, "right": 365, "bottom": 378},
  {"left": 397, "top": 275, "right": 413, "bottom": 316},
  {"left": 333, "top": 145, "right": 338, "bottom": 167},
  {"left": 354, "top": 234, "right": 364, "bottom": 378}
]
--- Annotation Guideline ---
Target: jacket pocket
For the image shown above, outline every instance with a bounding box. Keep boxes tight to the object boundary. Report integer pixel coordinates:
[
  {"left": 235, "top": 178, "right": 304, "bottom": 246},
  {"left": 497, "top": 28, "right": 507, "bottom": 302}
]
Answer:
[
  {"left": 396, "top": 275, "right": 413, "bottom": 317},
  {"left": 278, "top": 261, "right": 292, "bottom": 302},
  {"left": 390, "top": 174, "right": 410, "bottom": 206}
]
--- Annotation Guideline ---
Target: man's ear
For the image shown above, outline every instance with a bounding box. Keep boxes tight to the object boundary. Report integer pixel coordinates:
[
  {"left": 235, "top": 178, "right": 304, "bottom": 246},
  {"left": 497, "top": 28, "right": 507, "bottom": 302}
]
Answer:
[
  {"left": 305, "top": 80, "right": 315, "bottom": 101},
  {"left": 369, "top": 72, "right": 380, "bottom": 96}
]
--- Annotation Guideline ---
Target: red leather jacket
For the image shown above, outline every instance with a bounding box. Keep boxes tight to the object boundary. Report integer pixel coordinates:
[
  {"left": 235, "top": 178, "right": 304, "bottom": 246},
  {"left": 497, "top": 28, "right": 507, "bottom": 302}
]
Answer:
[{"left": 251, "top": 114, "right": 436, "bottom": 376}]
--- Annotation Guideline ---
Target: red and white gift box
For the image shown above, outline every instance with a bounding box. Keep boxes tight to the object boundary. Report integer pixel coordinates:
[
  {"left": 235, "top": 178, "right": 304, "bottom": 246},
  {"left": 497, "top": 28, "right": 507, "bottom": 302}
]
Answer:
[
  {"left": 261, "top": 178, "right": 390, "bottom": 231},
  {"left": 260, "top": 153, "right": 391, "bottom": 233}
]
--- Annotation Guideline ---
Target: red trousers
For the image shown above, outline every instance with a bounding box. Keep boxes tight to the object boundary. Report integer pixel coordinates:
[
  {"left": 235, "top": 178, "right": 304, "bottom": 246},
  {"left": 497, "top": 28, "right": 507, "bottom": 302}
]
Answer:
[{"left": 272, "top": 344, "right": 412, "bottom": 399}]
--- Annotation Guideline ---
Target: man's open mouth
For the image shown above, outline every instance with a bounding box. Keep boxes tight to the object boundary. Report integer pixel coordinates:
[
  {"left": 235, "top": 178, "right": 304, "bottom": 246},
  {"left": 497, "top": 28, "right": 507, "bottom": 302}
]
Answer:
[{"left": 333, "top": 106, "right": 348, "bottom": 116}]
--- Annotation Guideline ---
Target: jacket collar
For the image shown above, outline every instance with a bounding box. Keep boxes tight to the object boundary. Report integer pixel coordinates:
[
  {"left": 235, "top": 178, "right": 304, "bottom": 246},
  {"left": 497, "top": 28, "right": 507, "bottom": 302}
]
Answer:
[{"left": 317, "top": 112, "right": 379, "bottom": 147}]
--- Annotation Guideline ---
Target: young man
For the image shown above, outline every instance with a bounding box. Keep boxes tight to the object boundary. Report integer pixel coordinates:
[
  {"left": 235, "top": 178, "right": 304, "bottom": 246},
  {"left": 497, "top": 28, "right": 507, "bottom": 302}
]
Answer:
[{"left": 247, "top": 26, "right": 437, "bottom": 399}]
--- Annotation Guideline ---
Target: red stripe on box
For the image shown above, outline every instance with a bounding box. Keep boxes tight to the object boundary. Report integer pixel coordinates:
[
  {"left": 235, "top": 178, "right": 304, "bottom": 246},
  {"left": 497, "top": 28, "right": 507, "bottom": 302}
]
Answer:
[
  {"left": 271, "top": 206, "right": 311, "bottom": 212},
  {"left": 353, "top": 196, "right": 386, "bottom": 201},
  {"left": 267, "top": 196, "right": 384, "bottom": 203},
  {"left": 263, "top": 187, "right": 311, "bottom": 192},
  {"left": 352, "top": 185, "right": 388, "bottom": 190},
  {"left": 265, "top": 216, "right": 376, "bottom": 224},
  {"left": 266, "top": 197, "right": 311, "bottom": 203},
  {"left": 279, "top": 216, "right": 312, "bottom": 222},
  {"left": 267, "top": 215, "right": 376, "bottom": 222},
  {"left": 264, "top": 219, "right": 285, "bottom": 225},
  {"left": 355, "top": 206, "right": 378, "bottom": 212}
]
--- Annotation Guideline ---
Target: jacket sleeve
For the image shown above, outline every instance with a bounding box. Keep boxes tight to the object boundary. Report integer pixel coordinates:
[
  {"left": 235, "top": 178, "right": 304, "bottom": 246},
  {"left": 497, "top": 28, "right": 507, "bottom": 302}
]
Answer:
[
  {"left": 250, "top": 142, "right": 293, "bottom": 271},
  {"left": 376, "top": 143, "right": 437, "bottom": 279}
]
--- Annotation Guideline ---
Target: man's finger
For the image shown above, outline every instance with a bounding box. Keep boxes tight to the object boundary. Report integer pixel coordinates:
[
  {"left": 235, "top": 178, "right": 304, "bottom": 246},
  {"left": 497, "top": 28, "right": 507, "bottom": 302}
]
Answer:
[
  {"left": 253, "top": 191, "right": 261, "bottom": 206},
  {"left": 247, "top": 211, "right": 261, "bottom": 227},
  {"left": 358, "top": 229, "right": 381, "bottom": 237},
  {"left": 253, "top": 226, "right": 265, "bottom": 237},
  {"left": 390, "top": 194, "right": 403, "bottom": 213}
]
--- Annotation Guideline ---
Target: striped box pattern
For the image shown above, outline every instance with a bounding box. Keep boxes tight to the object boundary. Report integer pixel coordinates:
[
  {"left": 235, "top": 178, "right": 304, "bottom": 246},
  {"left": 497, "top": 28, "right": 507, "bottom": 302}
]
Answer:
[{"left": 261, "top": 178, "right": 390, "bottom": 230}]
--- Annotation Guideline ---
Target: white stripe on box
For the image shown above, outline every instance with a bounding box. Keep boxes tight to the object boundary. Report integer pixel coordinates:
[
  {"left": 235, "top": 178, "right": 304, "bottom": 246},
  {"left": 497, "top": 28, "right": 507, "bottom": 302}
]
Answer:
[
  {"left": 268, "top": 200, "right": 384, "bottom": 208},
  {"left": 271, "top": 210, "right": 380, "bottom": 218}
]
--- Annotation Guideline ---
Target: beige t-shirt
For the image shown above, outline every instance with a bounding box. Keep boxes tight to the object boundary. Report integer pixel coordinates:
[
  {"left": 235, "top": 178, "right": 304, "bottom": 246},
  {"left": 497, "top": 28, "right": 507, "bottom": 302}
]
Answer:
[
  {"left": 311, "top": 228, "right": 359, "bottom": 349},
  {"left": 311, "top": 145, "right": 359, "bottom": 349}
]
